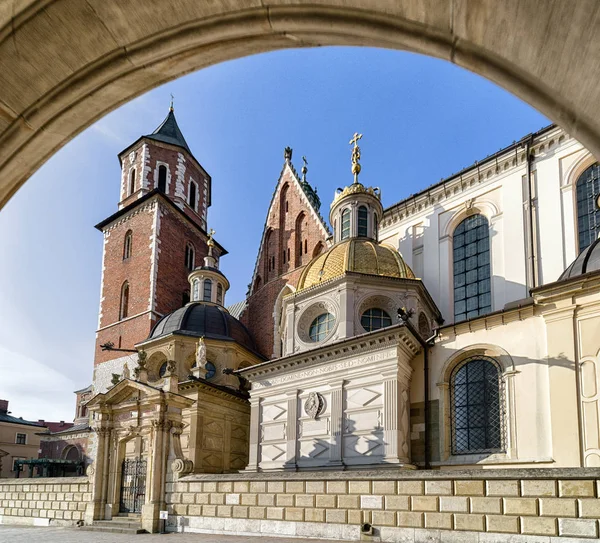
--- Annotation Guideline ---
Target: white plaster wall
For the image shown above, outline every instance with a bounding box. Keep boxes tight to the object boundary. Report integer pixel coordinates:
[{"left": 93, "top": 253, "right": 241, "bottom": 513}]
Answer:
[
  {"left": 430, "top": 315, "right": 552, "bottom": 465},
  {"left": 380, "top": 129, "right": 587, "bottom": 325}
]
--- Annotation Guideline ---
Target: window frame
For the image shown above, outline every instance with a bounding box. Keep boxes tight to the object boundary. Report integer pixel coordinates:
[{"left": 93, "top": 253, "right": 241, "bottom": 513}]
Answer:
[
  {"left": 128, "top": 168, "right": 136, "bottom": 196},
  {"left": 119, "top": 281, "right": 129, "bottom": 320},
  {"left": 452, "top": 213, "right": 491, "bottom": 323},
  {"left": 308, "top": 312, "right": 335, "bottom": 342},
  {"left": 15, "top": 432, "right": 26, "bottom": 445},
  {"left": 189, "top": 179, "right": 198, "bottom": 211},
  {"left": 203, "top": 278, "right": 212, "bottom": 302},
  {"left": 341, "top": 208, "right": 351, "bottom": 240},
  {"left": 157, "top": 164, "right": 168, "bottom": 192},
  {"left": 185, "top": 242, "right": 195, "bottom": 271},
  {"left": 216, "top": 283, "right": 223, "bottom": 305},
  {"left": 123, "top": 230, "right": 132, "bottom": 260},
  {"left": 575, "top": 162, "right": 600, "bottom": 253},
  {"left": 449, "top": 355, "right": 506, "bottom": 455},
  {"left": 360, "top": 307, "right": 392, "bottom": 332},
  {"left": 358, "top": 205, "right": 368, "bottom": 237}
]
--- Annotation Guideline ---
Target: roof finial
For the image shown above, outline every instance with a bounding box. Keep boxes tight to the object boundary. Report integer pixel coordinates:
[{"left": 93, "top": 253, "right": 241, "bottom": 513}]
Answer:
[
  {"left": 301, "top": 156, "right": 308, "bottom": 182},
  {"left": 204, "top": 228, "right": 217, "bottom": 268},
  {"left": 349, "top": 132, "right": 363, "bottom": 184},
  {"left": 169, "top": 93, "right": 174, "bottom": 112},
  {"left": 284, "top": 146, "right": 292, "bottom": 161}
]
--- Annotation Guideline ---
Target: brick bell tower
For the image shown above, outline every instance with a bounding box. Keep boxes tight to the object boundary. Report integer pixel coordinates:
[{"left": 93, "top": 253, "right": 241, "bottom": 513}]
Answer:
[{"left": 92, "top": 103, "right": 226, "bottom": 391}]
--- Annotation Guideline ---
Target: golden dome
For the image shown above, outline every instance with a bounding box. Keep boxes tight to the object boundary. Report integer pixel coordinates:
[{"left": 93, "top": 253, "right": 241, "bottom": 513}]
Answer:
[{"left": 297, "top": 239, "right": 415, "bottom": 291}]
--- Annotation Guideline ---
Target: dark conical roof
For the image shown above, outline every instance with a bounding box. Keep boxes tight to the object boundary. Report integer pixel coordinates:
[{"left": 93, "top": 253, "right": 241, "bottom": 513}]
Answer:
[
  {"left": 144, "top": 108, "right": 191, "bottom": 154},
  {"left": 559, "top": 237, "right": 600, "bottom": 281}
]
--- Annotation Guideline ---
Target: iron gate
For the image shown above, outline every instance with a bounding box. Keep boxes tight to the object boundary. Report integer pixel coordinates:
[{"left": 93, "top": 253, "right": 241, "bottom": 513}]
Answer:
[{"left": 119, "top": 458, "right": 147, "bottom": 513}]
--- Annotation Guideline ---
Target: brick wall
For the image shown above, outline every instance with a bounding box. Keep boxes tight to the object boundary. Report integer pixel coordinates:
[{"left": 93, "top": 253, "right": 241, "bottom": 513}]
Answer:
[
  {"left": 243, "top": 166, "right": 329, "bottom": 357},
  {"left": 166, "top": 470, "right": 600, "bottom": 540},
  {"left": 0, "top": 477, "right": 90, "bottom": 526}
]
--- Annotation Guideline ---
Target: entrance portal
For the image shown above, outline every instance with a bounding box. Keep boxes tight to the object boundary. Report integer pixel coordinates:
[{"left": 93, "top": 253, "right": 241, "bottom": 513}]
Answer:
[{"left": 119, "top": 458, "right": 147, "bottom": 514}]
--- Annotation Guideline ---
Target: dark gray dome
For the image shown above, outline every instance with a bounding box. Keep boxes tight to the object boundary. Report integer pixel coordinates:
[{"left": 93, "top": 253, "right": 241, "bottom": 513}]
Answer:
[
  {"left": 149, "top": 302, "right": 258, "bottom": 354},
  {"left": 559, "top": 237, "right": 600, "bottom": 281}
]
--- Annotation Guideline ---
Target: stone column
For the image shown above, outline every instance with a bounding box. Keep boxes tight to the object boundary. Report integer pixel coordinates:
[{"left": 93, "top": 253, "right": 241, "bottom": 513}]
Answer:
[
  {"left": 328, "top": 380, "right": 345, "bottom": 467},
  {"left": 85, "top": 427, "right": 110, "bottom": 524},
  {"left": 245, "top": 397, "right": 261, "bottom": 471},
  {"left": 285, "top": 390, "right": 298, "bottom": 469}
]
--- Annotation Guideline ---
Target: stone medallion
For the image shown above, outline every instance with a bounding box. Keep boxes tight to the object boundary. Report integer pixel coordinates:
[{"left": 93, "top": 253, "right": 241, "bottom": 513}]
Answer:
[{"left": 304, "top": 392, "right": 324, "bottom": 419}]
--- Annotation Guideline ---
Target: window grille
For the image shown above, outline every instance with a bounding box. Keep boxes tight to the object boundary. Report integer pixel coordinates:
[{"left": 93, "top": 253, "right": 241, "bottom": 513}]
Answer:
[
  {"left": 360, "top": 308, "right": 392, "bottom": 331},
  {"left": 453, "top": 214, "right": 491, "bottom": 322},
  {"left": 216, "top": 283, "right": 223, "bottom": 305},
  {"left": 341, "top": 208, "right": 351, "bottom": 240},
  {"left": 576, "top": 163, "right": 600, "bottom": 253},
  {"left": 15, "top": 433, "right": 26, "bottom": 445},
  {"left": 185, "top": 243, "right": 195, "bottom": 271},
  {"left": 309, "top": 313, "right": 335, "bottom": 342},
  {"left": 203, "top": 279, "right": 212, "bottom": 301},
  {"left": 358, "top": 205, "right": 368, "bottom": 237},
  {"left": 450, "top": 355, "right": 505, "bottom": 455}
]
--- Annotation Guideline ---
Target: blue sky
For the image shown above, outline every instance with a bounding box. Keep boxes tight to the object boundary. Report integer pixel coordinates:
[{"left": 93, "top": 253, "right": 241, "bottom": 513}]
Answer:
[{"left": 0, "top": 47, "right": 548, "bottom": 421}]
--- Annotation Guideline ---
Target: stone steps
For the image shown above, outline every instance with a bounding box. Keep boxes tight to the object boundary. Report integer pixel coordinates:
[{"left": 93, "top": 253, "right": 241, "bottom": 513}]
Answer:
[{"left": 80, "top": 515, "right": 146, "bottom": 534}]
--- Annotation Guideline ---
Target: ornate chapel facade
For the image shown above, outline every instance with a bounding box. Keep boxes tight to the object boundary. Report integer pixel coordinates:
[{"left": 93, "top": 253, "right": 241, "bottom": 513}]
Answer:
[{"left": 44, "top": 110, "right": 600, "bottom": 532}]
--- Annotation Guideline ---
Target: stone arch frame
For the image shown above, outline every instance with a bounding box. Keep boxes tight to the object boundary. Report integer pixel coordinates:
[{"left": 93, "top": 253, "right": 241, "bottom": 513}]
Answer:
[
  {"left": 154, "top": 161, "right": 171, "bottom": 194},
  {"left": 354, "top": 292, "right": 398, "bottom": 334},
  {"left": 272, "top": 283, "right": 295, "bottom": 357},
  {"left": 563, "top": 151, "right": 598, "bottom": 255},
  {"left": 146, "top": 350, "right": 168, "bottom": 382},
  {"left": 443, "top": 201, "right": 499, "bottom": 321},
  {"left": 128, "top": 166, "right": 137, "bottom": 196},
  {"left": 437, "top": 344, "right": 518, "bottom": 464},
  {"left": 61, "top": 444, "right": 82, "bottom": 461}
]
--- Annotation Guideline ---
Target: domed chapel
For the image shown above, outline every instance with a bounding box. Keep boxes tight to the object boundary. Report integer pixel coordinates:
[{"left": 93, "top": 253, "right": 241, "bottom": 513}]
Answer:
[{"left": 40, "top": 109, "right": 600, "bottom": 534}]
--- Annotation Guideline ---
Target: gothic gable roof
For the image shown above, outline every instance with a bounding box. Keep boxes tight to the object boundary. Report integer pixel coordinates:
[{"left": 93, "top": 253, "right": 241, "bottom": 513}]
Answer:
[
  {"left": 247, "top": 157, "right": 332, "bottom": 297},
  {"left": 144, "top": 109, "right": 192, "bottom": 154}
]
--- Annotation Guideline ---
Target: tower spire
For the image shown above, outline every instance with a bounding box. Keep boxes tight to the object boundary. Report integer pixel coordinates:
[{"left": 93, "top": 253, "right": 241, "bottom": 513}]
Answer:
[
  {"left": 169, "top": 93, "right": 174, "bottom": 112},
  {"left": 301, "top": 156, "right": 308, "bottom": 183},
  {"left": 349, "top": 132, "right": 363, "bottom": 184}
]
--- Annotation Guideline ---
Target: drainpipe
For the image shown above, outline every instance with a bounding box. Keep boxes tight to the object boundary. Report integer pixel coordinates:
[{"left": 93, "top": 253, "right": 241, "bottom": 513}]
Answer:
[
  {"left": 398, "top": 308, "right": 439, "bottom": 469},
  {"left": 524, "top": 136, "right": 537, "bottom": 289}
]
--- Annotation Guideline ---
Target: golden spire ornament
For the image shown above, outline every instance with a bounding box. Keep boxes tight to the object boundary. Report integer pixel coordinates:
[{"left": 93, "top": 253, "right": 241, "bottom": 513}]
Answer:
[{"left": 349, "top": 132, "right": 363, "bottom": 184}]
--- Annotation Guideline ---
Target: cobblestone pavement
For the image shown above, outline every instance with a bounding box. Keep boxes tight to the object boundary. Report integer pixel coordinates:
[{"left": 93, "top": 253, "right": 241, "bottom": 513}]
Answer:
[{"left": 0, "top": 526, "right": 342, "bottom": 542}]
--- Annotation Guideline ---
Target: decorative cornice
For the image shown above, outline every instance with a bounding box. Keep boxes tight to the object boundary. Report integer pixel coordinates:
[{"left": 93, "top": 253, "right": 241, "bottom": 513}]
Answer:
[{"left": 381, "top": 125, "right": 569, "bottom": 231}]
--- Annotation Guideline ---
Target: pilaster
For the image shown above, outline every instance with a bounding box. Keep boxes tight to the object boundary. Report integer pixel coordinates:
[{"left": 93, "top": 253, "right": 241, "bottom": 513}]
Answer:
[
  {"left": 245, "top": 397, "right": 261, "bottom": 471},
  {"left": 328, "top": 379, "right": 345, "bottom": 466},
  {"left": 285, "top": 390, "right": 299, "bottom": 469}
]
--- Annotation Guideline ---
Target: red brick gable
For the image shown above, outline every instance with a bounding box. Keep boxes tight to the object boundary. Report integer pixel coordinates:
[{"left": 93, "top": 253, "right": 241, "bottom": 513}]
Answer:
[{"left": 242, "top": 160, "right": 331, "bottom": 358}]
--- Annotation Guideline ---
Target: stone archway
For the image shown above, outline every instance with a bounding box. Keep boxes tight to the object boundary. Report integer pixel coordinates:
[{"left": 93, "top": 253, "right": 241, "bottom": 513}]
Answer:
[{"left": 1, "top": 2, "right": 600, "bottom": 210}]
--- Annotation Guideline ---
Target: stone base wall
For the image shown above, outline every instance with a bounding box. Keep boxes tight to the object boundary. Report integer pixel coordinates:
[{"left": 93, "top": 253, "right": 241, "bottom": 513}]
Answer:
[
  {"left": 167, "top": 469, "right": 600, "bottom": 541},
  {"left": 0, "top": 476, "right": 90, "bottom": 526}
]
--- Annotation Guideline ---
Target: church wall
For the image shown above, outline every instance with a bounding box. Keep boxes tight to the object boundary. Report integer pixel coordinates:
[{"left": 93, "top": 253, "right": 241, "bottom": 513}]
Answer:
[
  {"left": 94, "top": 202, "right": 156, "bottom": 365},
  {"left": 430, "top": 311, "right": 557, "bottom": 468},
  {"left": 380, "top": 128, "right": 586, "bottom": 325},
  {"left": 153, "top": 203, "right": 211, "bottom": 317},
  {"left": 165, "top": 469, "right": 600, "bottom": 541},
  {"left": 244, "top": 164, "right": 330, "bottom": 358}
]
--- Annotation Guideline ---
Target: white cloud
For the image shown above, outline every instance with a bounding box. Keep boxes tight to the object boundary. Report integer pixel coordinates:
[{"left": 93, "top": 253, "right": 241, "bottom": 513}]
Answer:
[{"left": 0, "top": 346, "right": 77, "bottom": 422}]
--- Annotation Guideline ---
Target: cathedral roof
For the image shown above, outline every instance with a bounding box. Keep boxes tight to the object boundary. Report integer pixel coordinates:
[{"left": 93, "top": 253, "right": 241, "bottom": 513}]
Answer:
[
  {"left": 297, "top": 238, "right": 415, "bottom": 291},
  {"left": 559, "top": 237, "right": 600, "bottom": 281},
  {"left": 144, "top": 108, "right": 192, "bottom": 154},
  {"left": 148, "top": 302, "right": 261, "bottom": 356}
]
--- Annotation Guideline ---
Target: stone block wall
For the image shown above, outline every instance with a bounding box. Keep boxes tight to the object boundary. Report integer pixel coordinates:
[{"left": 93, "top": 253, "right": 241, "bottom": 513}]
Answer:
[
  {"left": 0, "top": 476, "right": 90, "bottom": 527},
  {"left": 166, "top": 470, "right": 600, "bottom": 541}
]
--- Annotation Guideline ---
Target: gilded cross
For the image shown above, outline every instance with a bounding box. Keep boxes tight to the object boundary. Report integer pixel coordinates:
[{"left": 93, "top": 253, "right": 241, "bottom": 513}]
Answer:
[
  {"left": 208, "top": 228, "right": 216, "bottom": 241},
  {"left": 349, "top": 132, "right": 363, "bottom": 183},
  {"left": 349, "top": 132, "right": 362, "bottom": 147}
]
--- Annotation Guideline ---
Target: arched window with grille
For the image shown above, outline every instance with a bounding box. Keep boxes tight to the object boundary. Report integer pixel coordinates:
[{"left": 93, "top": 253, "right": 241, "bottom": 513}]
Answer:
[
  {"left": 341, "top": 208, "right": 351, "bottom": 240},
  {"left": 192, "top": 278, "right": 200, "bottom": 301},
  {"left": 158, "top": 165, "right": 167, "bottom": 192},
  {"left": 129, "top": 169, "right": 136, "bottom": 196},
  {"left": 123, "top": 230, "right": 132, "bottom": 260},
  {"left": 453, "top": 214, "right": 491, "bottom": 322},
  {"left": 358, "top": 205, "right": 368, "bottom": 237},
  {"left": 185, "top": 243, "right": 195, "bottom": 271},
  {"left": 203, "top": 279, "right": 212, "bottom": 301},
  {"left": 216, "top": 283, "right": 223, "bottom": 305},
  {"left": 576, "top": 163, "right": 600, "bottom": 253},
  {"left": 450, "top": 356, "right": 505, "bottom": 455},
  {"left": 119, "top": 281, "right": 129, "bottom": 320}
]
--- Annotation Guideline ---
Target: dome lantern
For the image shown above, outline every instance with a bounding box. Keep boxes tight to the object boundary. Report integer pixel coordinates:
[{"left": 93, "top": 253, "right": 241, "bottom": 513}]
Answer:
[
  {"left": 330, "top": 133, "right": 383, "bottom": 243},
  {"left": 188, "top": 228, "right": 230, "bottom": 306}
]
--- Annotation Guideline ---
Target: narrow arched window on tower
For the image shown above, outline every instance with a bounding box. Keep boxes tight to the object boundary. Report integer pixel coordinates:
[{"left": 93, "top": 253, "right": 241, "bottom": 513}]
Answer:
[
  {"left": 341, "top": 208, "right": 351, "bottom": 240},
  {"left": 203, "top": 279, "right": 212, "bottom": 301},
  {"left": 453, "top": 214, "right": 491, "bottom": 322},
  {"left": 119, "top": 281, "right": 129, "bottom": 320},
  {"left": 374, "top": 213, "right": 378, "bottom": 241},
  {"left": 216, "top": 283, "right": 223, "bottom": 305},
  {"left": 185, "top": 243, "right": 195, "bottom": 271},
  {"left": 123, "top": 230, "right": 132, "bottom": 260},
  {"left": 158, "top": 165, "right": 167, "bottom": 192},
  {"left": 189, "top": 180, "right": 197, "bottom": 210},
  {"left": 358, "top": 205, "right": 368, "bottom": 237},
  {"left": 129, "top": 169, "right": 136, "bottom": 196},
  {"left": 576, "top": 163, "right": 600, "bottom": 252}
]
